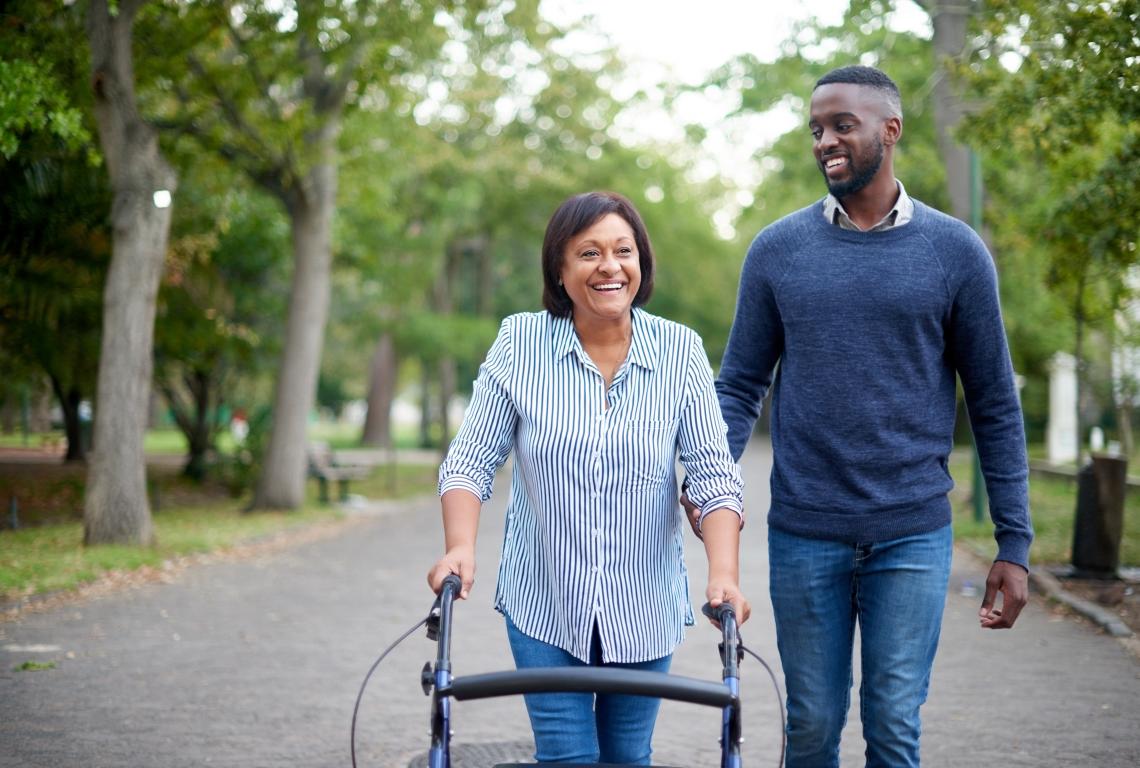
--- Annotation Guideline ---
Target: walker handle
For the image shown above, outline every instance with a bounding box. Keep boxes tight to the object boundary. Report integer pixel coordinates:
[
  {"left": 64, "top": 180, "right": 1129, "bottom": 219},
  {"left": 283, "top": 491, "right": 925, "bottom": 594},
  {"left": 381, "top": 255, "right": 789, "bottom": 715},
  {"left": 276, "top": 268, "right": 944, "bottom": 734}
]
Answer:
[{"left": 701, "top": 602, "right": 741, "bottom": 680}]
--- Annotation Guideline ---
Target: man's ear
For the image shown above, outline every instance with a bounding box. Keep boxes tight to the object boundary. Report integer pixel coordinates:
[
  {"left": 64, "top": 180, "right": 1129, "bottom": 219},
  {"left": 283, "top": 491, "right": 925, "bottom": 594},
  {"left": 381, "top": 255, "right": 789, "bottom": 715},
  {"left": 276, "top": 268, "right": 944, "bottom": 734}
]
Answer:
[{"left": 883, "top": 115, "right": 903, "bottom": 147}]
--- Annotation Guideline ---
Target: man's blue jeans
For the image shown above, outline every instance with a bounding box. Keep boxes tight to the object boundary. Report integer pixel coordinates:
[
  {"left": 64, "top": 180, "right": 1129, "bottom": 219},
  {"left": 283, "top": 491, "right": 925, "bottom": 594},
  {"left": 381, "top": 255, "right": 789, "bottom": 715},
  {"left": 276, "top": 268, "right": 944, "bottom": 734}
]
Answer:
[
  {"left": 504, "top": 614, "right": 671, "bottom": 764},
  {"left": 769, "top": 524, "right": 952, "bottom": 768}
]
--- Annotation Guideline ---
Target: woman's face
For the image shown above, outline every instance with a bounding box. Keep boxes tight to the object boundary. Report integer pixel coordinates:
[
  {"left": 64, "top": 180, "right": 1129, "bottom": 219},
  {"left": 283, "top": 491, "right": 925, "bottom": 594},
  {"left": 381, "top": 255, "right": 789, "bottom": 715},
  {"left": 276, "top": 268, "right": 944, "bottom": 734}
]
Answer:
[{"left": 559, "top": 213, "right": 641, "bottom": 326}]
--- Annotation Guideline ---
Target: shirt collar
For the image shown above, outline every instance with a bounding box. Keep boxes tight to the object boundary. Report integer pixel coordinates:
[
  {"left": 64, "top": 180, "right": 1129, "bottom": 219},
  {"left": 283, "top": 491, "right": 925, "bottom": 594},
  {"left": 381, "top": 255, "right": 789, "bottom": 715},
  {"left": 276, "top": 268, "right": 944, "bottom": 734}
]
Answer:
[
  {"left": 550, "top": 308, "right": 657, "bottom": 371},
  {"left": 822, "top": 179, "right": 914, "bottom": 232}
]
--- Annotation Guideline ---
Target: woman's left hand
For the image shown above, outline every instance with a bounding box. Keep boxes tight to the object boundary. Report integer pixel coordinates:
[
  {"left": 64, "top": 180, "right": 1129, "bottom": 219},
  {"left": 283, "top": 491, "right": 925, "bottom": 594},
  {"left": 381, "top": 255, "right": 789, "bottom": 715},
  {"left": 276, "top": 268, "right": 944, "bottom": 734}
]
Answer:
[{"left": 705, "top": 579, "right": 751, "bottom": 627}]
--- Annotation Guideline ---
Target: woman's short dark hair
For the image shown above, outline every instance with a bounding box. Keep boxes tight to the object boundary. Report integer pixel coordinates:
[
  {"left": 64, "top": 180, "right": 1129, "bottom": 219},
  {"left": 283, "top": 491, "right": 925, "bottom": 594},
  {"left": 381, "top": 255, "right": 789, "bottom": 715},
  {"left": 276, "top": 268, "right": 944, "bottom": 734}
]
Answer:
[{"left": 541, "top": 191, "right": 655, "bottom": 317}]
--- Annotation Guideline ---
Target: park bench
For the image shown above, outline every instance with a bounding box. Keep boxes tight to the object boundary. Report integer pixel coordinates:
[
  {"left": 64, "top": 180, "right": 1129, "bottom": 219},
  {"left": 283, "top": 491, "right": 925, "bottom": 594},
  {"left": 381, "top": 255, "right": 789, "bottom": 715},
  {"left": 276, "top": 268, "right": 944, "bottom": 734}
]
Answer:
[{"left": 306, "top": 442, "right": 370, "bottom": 504}]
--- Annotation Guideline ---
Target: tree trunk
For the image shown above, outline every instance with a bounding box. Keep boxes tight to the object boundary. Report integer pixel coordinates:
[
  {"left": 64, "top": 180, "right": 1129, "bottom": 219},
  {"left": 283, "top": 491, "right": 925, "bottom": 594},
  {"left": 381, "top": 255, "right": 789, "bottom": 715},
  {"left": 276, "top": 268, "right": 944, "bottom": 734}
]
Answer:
[
  {"left": 430, "top": 241, "right": 463, "bottom": 452},
  {"left": 438, "top": 357, "right": 456, "bottom": 456},
  {"left": 30, "top": 383, "right": 53, "bottom": 433},
  {"left": 361, "top": 333, "right": 396, "bottom": 448},
  {"left": 1075, "top": 280, "right": 1086, "bottom": 462},
  {"left": 251, "top": 153, "right": 338, "bottom": 509},
  {"left": 419, "top": 366, "right": 433, "bottom": 448},
  {"left": 0, "top": 396, "right": 15, "bottom": 434},
  {"left": 160, "top": 369, "right": 214, "bottom": 481},
  {"left": 83, "top": 0, "right": 175, "bottom": 546},
  {"left": 1119, "top": 403, "right": 1134, "bottom": 459},
  {"left": 924, "top": 0, "right": 975, "bottom": 223},
  {"left": 49, "top": 374, "right": 86, "bottom": 463},
  {"left": 474, "top": 237, "right": 494, "bottom": 316}
]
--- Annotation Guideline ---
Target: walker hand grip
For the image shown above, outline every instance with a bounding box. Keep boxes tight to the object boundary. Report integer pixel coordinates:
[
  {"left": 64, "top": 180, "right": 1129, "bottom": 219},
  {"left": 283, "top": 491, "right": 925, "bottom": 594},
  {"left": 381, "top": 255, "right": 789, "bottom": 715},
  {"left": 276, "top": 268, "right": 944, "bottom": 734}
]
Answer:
[
  {"left": 440, "top": 573, "right": 462, "bottom": 599},
  {"left": 701, "top": 601, "right": 736, "bottom": 626},
  {"left": 702, "top": 602, "right": 741, "bottom": 678},
  {"left": 427, "top": 574, "right": 463, "bottom": 642}
]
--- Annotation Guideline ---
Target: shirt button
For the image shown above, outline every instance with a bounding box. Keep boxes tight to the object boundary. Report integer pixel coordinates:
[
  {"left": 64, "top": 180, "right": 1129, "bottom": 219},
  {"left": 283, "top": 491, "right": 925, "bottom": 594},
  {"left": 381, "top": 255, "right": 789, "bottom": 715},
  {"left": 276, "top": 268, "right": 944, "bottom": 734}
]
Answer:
[{"left": 591, "top": 565, "right": 598, "bottom": 573}]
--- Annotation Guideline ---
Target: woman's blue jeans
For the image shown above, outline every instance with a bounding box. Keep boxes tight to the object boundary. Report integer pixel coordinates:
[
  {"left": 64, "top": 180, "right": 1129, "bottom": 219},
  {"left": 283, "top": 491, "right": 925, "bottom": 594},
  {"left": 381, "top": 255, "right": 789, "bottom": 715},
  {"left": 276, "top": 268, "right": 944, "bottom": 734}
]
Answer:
[
  {"left": 504, "top": 614, "right": 671, "bottom": 764},
  {"left": 769, "top": 524, "right": 952, "bottom": 768}
]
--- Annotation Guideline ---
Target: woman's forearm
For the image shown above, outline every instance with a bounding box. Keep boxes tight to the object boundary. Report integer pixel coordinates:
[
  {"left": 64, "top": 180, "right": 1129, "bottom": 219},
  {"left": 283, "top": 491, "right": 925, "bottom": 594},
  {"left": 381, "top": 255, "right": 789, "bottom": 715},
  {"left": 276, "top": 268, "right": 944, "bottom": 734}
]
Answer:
[
  {"left": 441, "top": 488, "right": 482, "bottom": 552},
  {"left": 700, "top": 507, "right": 742, "bottom": 581}
]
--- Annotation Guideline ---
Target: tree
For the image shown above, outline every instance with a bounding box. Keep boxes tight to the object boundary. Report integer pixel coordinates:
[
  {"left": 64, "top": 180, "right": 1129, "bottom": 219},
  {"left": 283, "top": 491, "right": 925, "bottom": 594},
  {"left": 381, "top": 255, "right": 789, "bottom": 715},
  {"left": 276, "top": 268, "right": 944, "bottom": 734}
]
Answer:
[
  {"left": 143, "top": 0, "right": 525, "bottom": 508},
  {"left": 914, "top": 0, "right": 976, "bottom": 224},
  {"left": 957, "top": 0, "right": 1140, "bottom": 453},
  {"left": 0, "top": 149, "right": 109, "bottom": 462},
  {"left": 83, "top": 0, "right": 177, "bottom": 545},
  {"left": 0, "top": 0, "right": 106, "bottom": 463},
  {"left": 154, "top": 152, "right": 289, "bottom": 481}
]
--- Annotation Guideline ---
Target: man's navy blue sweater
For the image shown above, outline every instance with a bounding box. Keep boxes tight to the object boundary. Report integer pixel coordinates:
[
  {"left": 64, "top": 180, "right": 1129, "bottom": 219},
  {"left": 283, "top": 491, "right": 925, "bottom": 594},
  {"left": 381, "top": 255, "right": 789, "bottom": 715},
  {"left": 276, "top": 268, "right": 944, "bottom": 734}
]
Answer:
[{"left": 716, "top": 199, "right": 1033, "bottom": 568}]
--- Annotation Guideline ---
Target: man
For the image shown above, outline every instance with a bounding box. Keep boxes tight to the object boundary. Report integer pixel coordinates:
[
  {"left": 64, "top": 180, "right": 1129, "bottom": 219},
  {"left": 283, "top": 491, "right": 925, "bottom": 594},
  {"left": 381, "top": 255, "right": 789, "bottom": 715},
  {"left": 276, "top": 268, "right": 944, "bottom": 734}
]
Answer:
[{"left": 700, "top": 65, "right": 1033, "bottom": 767}]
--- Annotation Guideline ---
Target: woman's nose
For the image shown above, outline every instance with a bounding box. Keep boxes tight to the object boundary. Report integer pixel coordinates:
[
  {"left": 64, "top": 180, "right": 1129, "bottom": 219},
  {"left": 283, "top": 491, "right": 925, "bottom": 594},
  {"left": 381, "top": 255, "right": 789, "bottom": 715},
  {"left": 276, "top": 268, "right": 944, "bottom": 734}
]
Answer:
[{"left": 597, "top": 252, "right": 619, "bottom": 273}]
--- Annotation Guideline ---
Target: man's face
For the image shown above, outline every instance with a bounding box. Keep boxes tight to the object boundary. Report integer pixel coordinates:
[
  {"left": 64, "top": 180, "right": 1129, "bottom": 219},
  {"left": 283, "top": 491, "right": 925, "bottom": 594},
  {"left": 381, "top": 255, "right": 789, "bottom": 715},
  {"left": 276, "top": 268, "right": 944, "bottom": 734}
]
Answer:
[{"left": 808, "top": 83, "right": 892, "bottom": 199}]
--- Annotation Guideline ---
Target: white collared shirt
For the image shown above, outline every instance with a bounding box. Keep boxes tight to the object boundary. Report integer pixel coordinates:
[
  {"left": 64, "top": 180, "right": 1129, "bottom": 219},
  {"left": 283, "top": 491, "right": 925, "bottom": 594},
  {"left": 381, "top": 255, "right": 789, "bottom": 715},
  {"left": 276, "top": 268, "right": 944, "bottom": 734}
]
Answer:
[
  {"left": 822, "top": 179, "right": 914, "bottom": 231},
  {"left": 439, "top": 308, "right": 743, "bottom": 663}
]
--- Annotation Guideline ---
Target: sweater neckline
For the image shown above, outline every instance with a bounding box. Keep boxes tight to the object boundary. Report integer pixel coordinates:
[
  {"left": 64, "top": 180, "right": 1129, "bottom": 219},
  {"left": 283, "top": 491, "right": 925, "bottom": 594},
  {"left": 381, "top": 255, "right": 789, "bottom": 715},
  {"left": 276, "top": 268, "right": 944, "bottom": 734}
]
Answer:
[{"left": 810, "top": 197, "right": 928, "bottom": 241}]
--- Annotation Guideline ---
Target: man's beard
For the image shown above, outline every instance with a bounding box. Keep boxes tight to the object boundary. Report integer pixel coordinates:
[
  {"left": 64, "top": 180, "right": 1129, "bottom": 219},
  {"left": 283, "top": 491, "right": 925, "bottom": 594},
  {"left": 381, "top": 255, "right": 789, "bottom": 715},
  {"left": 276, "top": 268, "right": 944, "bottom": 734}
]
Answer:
[{"left": 823, "top": 135, "right": 884, "bottom": 198}]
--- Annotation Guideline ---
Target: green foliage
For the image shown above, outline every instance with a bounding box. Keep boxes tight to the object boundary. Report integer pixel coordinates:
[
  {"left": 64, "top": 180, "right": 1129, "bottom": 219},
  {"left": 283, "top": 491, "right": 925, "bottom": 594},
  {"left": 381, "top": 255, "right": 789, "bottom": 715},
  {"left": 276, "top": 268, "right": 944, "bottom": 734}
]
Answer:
[
  {"left": 0, "top": 1, "right": 93, "bottom": 160},
  {"left": 14, "top": 661, "right": 57, "bottom": 672},
  {"left": 153, "top": 152, "right": 290, "bottom": 473},
  {"left": 327, "top": 6, "right": 743, "bottom": 410},
  {"left": 0, "top": 1, "right": 107, "bottom": 434},
  {"left": 0, "top": 148, "right": 109, "bottom": 447},
  {"left": 960, "top": 1, "right": 1139, "bottom": 291},
  {"left": 955, "top": 0, "right": 1140, "bottom": 437},
  {"left": 215, "top": 406, "right": 272, "bottom": 497},
  {"left": 0, "top": 57, "right": 90, "bottom": 159}
]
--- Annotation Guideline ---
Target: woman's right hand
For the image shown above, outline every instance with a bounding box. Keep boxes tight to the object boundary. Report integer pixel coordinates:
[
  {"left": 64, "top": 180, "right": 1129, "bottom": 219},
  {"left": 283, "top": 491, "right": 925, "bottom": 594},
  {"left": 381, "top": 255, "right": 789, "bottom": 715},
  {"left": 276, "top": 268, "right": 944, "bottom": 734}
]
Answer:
[{"left": 427, "top": 546, "right": 476, "bottom": 599}]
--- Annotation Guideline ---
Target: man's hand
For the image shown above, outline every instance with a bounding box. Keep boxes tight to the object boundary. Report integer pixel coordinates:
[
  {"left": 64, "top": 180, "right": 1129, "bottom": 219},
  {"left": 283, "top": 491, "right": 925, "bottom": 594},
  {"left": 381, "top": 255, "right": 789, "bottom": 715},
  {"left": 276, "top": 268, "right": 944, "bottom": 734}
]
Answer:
[
  {"left": 979, "top": 560, "right": 1029, "bottom": 629},
  {"left": 680, "top": 489, "right": 702, "bottom": 540}
]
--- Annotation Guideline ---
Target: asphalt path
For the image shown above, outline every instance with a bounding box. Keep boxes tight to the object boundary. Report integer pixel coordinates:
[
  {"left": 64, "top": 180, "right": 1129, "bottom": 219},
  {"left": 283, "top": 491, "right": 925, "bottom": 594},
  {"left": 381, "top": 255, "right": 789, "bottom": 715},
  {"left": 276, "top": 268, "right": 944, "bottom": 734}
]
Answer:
[{"left": 2, "top": 442, "right": 1138, "bottom": 767}]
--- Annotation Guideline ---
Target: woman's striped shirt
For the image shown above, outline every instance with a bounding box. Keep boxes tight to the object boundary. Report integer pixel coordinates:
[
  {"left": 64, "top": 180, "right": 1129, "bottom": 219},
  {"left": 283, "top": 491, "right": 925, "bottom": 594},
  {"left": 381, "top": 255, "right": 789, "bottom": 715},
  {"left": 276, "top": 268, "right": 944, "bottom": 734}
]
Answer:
[{"left": 438, "top": 308, "right": 743, "bottom": 664}]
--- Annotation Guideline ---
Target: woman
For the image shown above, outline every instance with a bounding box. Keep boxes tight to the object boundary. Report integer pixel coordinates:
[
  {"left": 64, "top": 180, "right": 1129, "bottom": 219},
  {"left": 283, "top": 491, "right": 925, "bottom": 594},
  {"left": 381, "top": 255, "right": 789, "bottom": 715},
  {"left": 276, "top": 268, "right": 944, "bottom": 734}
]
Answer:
[{"left": 427, "top": 191, "right": 748, "bottom": 765}]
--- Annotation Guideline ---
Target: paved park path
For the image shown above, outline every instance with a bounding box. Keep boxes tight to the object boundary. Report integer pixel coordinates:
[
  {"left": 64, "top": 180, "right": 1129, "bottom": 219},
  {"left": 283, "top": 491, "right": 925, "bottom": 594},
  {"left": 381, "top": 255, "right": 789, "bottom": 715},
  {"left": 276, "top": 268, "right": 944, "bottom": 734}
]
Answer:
[{"left": 2, "top": 442, "right": 1138, "bottom": 767}]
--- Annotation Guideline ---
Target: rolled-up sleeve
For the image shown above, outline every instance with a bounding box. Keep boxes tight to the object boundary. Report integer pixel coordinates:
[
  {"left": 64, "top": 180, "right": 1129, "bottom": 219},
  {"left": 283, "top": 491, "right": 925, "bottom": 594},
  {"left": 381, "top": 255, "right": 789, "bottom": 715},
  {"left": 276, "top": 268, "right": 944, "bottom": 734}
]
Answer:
[
  {"left": 438, "top": 318, "right": 518, "bottom": 501},
  {"left": 677, "top": 334, "right": 744, "bottom": 530}
]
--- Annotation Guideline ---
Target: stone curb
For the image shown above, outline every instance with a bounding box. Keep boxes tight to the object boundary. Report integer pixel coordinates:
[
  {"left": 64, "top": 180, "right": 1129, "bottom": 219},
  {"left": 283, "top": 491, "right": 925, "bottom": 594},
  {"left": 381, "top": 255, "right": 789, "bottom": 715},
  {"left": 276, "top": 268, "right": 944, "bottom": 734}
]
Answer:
[{"left": 1028, "top": 567, "right": 1134, "bottom": 638}]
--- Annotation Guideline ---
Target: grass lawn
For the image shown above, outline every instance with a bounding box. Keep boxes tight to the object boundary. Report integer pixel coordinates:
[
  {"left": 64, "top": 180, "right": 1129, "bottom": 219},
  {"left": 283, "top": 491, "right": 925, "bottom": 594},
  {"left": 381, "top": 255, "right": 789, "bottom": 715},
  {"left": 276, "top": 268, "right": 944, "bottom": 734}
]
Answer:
[
  {"left": 0, "top": 455, "right": 438, "bottom": 603},
  {"left": 0, "top": 503, "right": 343, "bottom": 599},
  {"left": 949, "top": 452, "right": 1140, "bottom": 567}
]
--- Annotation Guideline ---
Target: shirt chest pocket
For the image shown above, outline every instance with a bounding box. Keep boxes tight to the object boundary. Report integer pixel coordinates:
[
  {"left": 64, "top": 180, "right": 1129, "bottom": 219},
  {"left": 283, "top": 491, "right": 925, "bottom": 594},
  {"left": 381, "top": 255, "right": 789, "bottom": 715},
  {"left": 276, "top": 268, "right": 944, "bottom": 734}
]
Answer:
[{"left": 608, "top": 417, "right": 678, "bottom": 493}]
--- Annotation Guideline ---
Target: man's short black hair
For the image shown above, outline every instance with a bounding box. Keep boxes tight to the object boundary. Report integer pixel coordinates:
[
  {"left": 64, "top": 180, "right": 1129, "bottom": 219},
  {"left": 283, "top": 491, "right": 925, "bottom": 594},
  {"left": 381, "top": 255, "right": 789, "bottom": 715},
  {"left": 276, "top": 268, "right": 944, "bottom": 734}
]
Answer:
[{"left": 815, "top": 65, "right": 902, "bottom": 118}]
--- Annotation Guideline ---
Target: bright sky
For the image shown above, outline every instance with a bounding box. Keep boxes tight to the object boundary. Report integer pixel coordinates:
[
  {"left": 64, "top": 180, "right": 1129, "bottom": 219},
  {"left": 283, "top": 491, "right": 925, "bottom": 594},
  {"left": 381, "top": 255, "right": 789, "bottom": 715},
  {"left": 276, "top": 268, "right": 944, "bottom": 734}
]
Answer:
[{"left": 539, "top": 0, "right": 931, "bottom": 233}]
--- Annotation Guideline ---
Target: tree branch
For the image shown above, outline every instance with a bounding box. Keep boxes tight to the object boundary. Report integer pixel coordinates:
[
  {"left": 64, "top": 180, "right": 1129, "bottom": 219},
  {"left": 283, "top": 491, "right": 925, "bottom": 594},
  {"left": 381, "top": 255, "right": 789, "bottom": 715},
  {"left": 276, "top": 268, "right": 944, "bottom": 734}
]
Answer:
[
  {"left": 223, "top": 14, "right": 285, "bottom": 124},
  {"left": 185, "top": 54, "right": 278, "bottom": 162},
  {"left": 162, "top": 88, "right": 293, "bottom": 202}
]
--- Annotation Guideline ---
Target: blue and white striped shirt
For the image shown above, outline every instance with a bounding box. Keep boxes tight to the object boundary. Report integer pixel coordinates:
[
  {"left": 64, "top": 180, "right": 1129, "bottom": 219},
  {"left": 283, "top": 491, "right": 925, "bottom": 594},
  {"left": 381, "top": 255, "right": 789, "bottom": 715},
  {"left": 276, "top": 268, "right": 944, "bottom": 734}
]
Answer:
[{"left": 439, "top": 309, "right": 744, "bottom": 663}]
